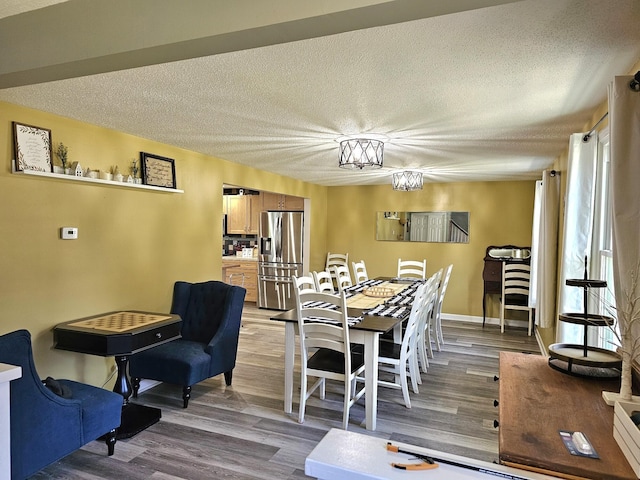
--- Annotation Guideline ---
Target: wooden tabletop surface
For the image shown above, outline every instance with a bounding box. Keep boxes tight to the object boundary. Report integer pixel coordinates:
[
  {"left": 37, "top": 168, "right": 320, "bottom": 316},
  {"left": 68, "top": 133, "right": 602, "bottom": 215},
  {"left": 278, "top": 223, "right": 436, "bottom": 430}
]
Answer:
[{"left": 498, "top": 352, "right": 634, "bottom": 480}]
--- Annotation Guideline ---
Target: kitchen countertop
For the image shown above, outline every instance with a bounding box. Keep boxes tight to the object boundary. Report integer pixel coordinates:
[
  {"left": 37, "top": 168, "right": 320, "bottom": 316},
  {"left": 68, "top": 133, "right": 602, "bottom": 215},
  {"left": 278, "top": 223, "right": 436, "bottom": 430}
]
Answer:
[{"left": 222, "top": 256, "right": 257, "bottom": 261}]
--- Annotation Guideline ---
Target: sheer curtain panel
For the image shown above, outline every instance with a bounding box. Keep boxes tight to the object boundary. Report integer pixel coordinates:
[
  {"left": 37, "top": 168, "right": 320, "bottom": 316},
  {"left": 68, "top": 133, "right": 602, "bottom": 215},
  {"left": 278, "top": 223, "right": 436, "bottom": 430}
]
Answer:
[
  {"left": 530, "top": 170, "right": 560, "bottom": 329},
  {"left": 557, "top": 134, "right": 598, "bottom": 343},
  {"left": 609, "top": 75, "right": 640, "bottom": 336}
]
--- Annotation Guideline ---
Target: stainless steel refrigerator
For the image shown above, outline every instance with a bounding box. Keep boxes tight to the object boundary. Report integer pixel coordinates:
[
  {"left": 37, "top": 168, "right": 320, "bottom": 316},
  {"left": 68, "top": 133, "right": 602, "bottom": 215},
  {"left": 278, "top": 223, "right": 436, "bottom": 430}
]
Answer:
[{"left": 258, "top": 211, "right": 304, "bottom": 310}]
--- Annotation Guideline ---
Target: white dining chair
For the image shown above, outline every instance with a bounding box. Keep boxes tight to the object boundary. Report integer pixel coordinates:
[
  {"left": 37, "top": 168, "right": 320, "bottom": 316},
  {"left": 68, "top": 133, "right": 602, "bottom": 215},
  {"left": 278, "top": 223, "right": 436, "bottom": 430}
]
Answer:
[
  {"left": 295, "top": 289, "right": 366, "bottom": 430},
  {"left": 397, "top": 259, "right": 427, "bottom": 280},
  {"left": 433, "top": 264, "right": 453, "bottom": 349},
  {"left": 416, "top": 273, "right": 440, "bottom": 375},
  {"left": 377, "top": 282, "right": 427, "bottom": 408},
  {"left": 326, "top": 252, "right": 349, "bottom": 285},
  {"left": 313, "top": 270, "right": 335, "bottom": 293},
  {"left": 331, "top": 265, "right": 353, "bottom": 293},
  {"left": 293, "top": 275, "right": 317, "bottom": 294},
  {"left": 352, "top": 260, "right": 369, "bottom": 283},
  {"left": 500, "top": 263, "right": 533, "bottom": 335}
]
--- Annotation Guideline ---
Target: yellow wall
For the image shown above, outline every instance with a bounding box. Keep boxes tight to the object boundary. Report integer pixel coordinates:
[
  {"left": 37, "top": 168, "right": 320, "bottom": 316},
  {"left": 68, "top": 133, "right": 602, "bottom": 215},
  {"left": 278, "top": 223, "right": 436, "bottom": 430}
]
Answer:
[
  {"left": 1, "top": 100, "right": 534, "bottom": 389},
  {"left": 0, "top": 100, "right": 327, "bottom": 387},
  {"left": 325, "top": 181, "right": 536, "bottom": 317}
]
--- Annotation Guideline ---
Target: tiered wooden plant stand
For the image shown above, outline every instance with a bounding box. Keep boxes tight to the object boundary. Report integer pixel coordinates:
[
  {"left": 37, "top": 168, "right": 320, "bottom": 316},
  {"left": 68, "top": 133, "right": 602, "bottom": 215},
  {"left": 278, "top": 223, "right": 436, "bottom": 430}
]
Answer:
[{"left": 548, "top": 276, "right": 621, "bottom": 377}]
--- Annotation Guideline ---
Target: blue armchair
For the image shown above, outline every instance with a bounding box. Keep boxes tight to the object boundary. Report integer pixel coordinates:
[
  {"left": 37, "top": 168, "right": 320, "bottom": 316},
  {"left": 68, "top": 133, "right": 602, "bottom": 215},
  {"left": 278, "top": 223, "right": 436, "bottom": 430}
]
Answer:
[
  {"left": 0, "top": 329, "right": 122, "bottom": 480},
  {"left": 130, "top": 280, "right": 246, "bottom": 408}
]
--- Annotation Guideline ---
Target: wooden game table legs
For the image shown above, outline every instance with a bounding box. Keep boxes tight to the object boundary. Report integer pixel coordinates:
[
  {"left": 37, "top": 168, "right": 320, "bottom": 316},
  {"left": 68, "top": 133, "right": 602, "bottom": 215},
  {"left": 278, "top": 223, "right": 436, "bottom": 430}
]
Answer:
[{"left": 111, "top": 355, "right": 161, "bottom": 439}]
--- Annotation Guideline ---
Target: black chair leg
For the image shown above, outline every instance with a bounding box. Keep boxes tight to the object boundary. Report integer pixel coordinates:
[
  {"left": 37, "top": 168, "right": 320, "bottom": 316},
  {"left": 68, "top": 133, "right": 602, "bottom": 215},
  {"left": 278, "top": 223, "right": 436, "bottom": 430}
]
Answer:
[
  {"left": 224, "top": 370, "right": 233, "bottom": 386},
  {"left": 105, "top": 429, "right": 117, "bottom": 456},
  {"left": 132, "top": 377, "right": 140, "bottom": 398},
  {"left": 182, "top": 386, "right": 191, "bottom": 408}
]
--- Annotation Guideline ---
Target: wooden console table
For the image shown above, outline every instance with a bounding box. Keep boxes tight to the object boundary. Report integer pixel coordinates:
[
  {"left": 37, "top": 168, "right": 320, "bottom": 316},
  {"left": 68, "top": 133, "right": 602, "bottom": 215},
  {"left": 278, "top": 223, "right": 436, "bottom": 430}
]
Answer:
[{"left": 498, "top": 352, "right": 634, "bottom": 479}]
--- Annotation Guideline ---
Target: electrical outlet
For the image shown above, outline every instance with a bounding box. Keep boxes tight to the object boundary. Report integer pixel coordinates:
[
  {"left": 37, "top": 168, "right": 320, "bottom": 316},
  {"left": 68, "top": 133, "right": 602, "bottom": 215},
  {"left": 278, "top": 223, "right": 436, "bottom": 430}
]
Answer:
[{"left": 60, "top": 227, "right": 78, "bottom": 240}]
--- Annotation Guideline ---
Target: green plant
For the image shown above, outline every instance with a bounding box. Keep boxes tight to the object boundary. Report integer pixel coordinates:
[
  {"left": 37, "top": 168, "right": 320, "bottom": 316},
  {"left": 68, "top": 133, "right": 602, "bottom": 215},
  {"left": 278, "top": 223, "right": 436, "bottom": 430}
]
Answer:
[
  {"left": 130, "top": 159, "right": 139, "bottom": 177},
  {"left": 55, "top": 142, "right": 68, "bottom": 169}
]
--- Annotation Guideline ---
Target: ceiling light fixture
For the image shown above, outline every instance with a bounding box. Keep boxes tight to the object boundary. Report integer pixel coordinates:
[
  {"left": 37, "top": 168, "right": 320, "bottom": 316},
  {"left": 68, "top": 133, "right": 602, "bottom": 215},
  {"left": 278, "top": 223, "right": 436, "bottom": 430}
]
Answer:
[
  {"left": 338, "top": 138, "right": 384, "bottom": 169},
  {"left": 392, "top": 171, "right": 423, "bottom": 191}
]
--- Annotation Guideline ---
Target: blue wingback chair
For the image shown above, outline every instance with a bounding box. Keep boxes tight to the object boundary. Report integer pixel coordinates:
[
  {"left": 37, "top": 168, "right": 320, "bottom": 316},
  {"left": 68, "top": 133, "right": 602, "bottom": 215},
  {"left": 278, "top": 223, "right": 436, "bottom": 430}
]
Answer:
[
  {"left": 130, "top": 280, "right": 246, "bottom": 408},
  {"left": 0, "top": 329, "right": 122, "bottom": 480}
]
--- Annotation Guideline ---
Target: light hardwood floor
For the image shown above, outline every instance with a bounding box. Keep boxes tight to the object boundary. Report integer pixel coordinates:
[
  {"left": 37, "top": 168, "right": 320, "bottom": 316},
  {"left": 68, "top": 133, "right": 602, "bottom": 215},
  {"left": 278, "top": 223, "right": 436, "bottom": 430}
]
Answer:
[{"left": 32, "top": 303, "right": 540, "bottom": 479}]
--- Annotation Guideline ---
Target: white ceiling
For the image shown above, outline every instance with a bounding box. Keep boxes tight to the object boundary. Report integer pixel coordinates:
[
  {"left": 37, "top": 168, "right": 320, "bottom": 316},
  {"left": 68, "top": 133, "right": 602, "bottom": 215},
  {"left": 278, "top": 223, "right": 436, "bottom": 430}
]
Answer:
[{"left": 1, "top": 0, "right": 639, "bottom": 186}]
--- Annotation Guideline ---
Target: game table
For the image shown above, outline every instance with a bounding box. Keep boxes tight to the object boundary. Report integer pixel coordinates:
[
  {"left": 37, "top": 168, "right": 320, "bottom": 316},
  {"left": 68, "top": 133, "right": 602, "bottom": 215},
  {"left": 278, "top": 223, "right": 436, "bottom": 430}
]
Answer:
[{"left": 54, "top": 310, "right": 182, "bottom": 438}]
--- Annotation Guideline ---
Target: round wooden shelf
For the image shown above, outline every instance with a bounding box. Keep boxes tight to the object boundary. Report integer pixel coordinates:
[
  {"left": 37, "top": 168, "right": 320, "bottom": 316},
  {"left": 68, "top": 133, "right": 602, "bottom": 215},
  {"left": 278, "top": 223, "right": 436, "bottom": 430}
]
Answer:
[
  {"left": 548, "top": 343, "right": 621, "bottom": 378},
  {"left": 565, "top": 278, "right": 607, "bottom": 288},
  {"left": 558, "top": 312, "right": 615, "bottom": 327}
]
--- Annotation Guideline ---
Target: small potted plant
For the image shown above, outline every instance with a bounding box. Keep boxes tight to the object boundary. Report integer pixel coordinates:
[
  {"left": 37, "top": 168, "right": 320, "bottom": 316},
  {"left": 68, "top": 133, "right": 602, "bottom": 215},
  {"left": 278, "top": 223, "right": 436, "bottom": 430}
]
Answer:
[
  {"left": 55, "top": 142, "right": 69, "bottom": 174},
  {"left": 130, "top": 159, "right": 141, "bottom": 183}
]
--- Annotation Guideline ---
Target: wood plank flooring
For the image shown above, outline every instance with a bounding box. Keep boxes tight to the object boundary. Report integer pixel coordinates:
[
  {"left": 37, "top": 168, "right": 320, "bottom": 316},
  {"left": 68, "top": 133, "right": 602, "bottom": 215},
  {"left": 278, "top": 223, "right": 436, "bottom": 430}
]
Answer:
[{"left": 32, "top": 304, "right": 540, "bottom": 479}]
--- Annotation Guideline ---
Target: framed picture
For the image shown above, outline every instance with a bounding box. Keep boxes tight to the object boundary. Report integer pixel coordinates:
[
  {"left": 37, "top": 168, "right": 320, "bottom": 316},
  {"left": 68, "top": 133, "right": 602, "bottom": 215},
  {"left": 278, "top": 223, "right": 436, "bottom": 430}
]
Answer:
[
  {"left": 140, "top": 152, "right": 177, "bottom": 189},
  {"left": 12, "top": 122, "right": 52, "bottom": 172}
]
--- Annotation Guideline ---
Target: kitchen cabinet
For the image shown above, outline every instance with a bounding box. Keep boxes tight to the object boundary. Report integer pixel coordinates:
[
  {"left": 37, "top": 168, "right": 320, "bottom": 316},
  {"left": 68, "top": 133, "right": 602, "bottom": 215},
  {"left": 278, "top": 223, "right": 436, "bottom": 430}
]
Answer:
[
  {"left": 222, "top": 258, "right": 258, "bottom": 302},
  {"left": 226, "top": 194, "right": 261, "bottom": 234},
  {"left": 262, "top": 192, "right": 304, "bottom": 211}
]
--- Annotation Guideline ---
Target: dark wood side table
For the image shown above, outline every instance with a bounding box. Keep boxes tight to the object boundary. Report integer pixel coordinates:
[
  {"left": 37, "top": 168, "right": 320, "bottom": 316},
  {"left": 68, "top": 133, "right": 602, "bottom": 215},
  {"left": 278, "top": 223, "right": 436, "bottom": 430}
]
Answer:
[
  {"left": 54, "top": 311, "right": 181, "bottom": 439},
  {"left": 482, "top": 245, "right": 530, "bottom": 326},
  {"left": 498, "top": 352, "right": 634, "bottom": 480}
]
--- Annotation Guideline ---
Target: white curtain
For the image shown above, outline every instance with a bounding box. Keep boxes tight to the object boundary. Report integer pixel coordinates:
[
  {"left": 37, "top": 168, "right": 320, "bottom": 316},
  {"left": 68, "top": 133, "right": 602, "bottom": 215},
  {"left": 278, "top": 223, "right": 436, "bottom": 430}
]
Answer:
[
  {"left": 609, "top": 75, "right": 640, "bottom": 334},
  {"left": 530, "top": 170, "right": 560, "bottom": 329},
  {"left": 557, "top": 134, "right": 598, "bottom": 343}
]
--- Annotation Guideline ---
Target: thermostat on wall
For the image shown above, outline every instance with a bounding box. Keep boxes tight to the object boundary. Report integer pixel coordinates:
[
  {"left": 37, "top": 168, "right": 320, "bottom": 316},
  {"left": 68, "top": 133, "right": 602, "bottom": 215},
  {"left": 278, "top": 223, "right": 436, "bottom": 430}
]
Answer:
[{"left": 60, "top": 227, "right": 78, "bottom": 240}]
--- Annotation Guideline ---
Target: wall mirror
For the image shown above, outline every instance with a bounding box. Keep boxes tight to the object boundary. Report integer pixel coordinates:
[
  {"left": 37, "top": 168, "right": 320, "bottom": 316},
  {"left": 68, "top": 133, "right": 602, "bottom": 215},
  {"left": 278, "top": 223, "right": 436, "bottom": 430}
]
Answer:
[{"left": 376, "top": 211, "right": 469, "bottom": 243}]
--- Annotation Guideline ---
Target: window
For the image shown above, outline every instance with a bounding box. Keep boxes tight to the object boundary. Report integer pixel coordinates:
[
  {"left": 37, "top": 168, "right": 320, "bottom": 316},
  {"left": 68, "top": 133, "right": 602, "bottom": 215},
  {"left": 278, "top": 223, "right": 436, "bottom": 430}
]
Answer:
[{"left": 591, "top": 129, "right": 618, "bottom": 350}]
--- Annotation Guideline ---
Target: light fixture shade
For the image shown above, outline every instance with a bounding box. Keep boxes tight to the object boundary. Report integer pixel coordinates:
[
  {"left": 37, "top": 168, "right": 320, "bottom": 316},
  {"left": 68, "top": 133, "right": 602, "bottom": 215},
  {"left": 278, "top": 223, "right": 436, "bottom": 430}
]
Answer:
[
  {"left": 339, "top": 138, "right": 384, "bottom": 169},
  {"left": 392, "top": 171, "right": 423, "bottom": 191}
]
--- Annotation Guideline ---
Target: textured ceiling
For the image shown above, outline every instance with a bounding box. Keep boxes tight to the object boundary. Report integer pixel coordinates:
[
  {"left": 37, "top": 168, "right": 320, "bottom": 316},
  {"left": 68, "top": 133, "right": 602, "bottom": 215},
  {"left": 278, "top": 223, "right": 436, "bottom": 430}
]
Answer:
[{"left": 1, "top": 0, "right": 639, "bottom": 186}]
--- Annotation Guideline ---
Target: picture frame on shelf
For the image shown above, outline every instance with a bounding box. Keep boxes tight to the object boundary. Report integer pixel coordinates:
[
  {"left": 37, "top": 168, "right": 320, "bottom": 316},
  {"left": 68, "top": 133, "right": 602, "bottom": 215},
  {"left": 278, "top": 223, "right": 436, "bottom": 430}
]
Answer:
[
  {"left": 12, "top": 122, "right": 52, "bottom": 172},
  {"left": 140, "top": 152, "right": 176, "bottom": 189}
]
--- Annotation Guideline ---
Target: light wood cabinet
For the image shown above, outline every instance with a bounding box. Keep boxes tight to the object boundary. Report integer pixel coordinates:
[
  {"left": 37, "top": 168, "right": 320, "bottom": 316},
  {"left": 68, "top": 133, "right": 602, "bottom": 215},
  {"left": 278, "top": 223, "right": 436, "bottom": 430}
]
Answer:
[
  {"left": 222, "top": 259, "right": 258, "bottom": 302},
  {"left": 262, "top": 192, "right": 304, "bottom": 211},
  {"left": 226, "top": 194, "right": 261, "bottom": 234}
]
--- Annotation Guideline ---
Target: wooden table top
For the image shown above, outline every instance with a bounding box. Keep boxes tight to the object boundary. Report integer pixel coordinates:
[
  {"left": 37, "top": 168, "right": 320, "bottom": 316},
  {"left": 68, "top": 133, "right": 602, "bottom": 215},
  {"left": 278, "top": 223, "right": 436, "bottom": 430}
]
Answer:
[{"left": 498, "top": 352, "right": 634, "bottom": 480}]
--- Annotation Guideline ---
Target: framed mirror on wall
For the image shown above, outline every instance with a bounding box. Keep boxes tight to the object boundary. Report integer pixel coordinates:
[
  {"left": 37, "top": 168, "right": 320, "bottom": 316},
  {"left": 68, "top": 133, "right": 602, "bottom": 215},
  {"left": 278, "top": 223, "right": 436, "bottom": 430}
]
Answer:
[{"left": 376, "top": 211, "right": 469, "bottom": 243}]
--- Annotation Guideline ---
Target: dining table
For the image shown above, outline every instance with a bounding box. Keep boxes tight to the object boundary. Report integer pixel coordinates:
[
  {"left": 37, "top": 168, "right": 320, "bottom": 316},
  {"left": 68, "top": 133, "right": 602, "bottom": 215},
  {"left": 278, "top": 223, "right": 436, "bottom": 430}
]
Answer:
[{"left": 270, "top": 278, "right": 419, "bottom": 431}]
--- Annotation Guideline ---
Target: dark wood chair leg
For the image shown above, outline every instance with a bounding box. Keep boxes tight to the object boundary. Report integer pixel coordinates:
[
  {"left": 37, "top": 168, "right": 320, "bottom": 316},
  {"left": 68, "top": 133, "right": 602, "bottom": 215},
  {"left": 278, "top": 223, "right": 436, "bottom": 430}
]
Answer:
[
  {"left": 224, "top": 370, "right": 233, "bottom": 386},
  {"left": 132, "top": 377, "right": 140, "bottom": 398},
  {"left": 105, "top": 429, "right": 117, "bottom": 456},
  {"left": 182, "top": 386, "right": 191, "bottom": 408}
]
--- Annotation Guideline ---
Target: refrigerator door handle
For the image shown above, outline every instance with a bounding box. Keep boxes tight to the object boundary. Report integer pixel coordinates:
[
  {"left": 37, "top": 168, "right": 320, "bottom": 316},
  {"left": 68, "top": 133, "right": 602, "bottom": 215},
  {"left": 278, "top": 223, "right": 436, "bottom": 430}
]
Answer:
[{"left": 274, "top": 215, "right": 282, "bottom": 262}]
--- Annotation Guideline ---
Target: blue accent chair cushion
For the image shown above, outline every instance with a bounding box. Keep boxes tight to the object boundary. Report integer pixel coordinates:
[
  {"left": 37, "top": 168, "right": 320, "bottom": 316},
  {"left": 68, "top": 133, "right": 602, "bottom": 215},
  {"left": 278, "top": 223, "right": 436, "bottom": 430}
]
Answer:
[
  {"left": 130, "top": 280, "right": 246, "bottom": 408},
  {"left": 0, "top": 329, "right": 122, "bottom": 480}
]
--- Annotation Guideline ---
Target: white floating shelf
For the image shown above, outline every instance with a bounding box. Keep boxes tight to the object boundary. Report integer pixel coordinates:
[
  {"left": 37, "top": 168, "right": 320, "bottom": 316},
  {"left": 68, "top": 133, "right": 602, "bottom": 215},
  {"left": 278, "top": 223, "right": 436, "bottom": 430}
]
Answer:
[{"left": 13, "top": 169, "right": 184, "bottom": 193}]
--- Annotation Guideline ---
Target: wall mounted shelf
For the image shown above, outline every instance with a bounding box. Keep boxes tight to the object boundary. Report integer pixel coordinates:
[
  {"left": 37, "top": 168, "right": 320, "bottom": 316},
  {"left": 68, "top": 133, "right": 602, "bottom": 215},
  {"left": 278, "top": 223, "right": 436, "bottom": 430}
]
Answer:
[{"left": 12, "top": 168, "right": 184, "bottom": 193}]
